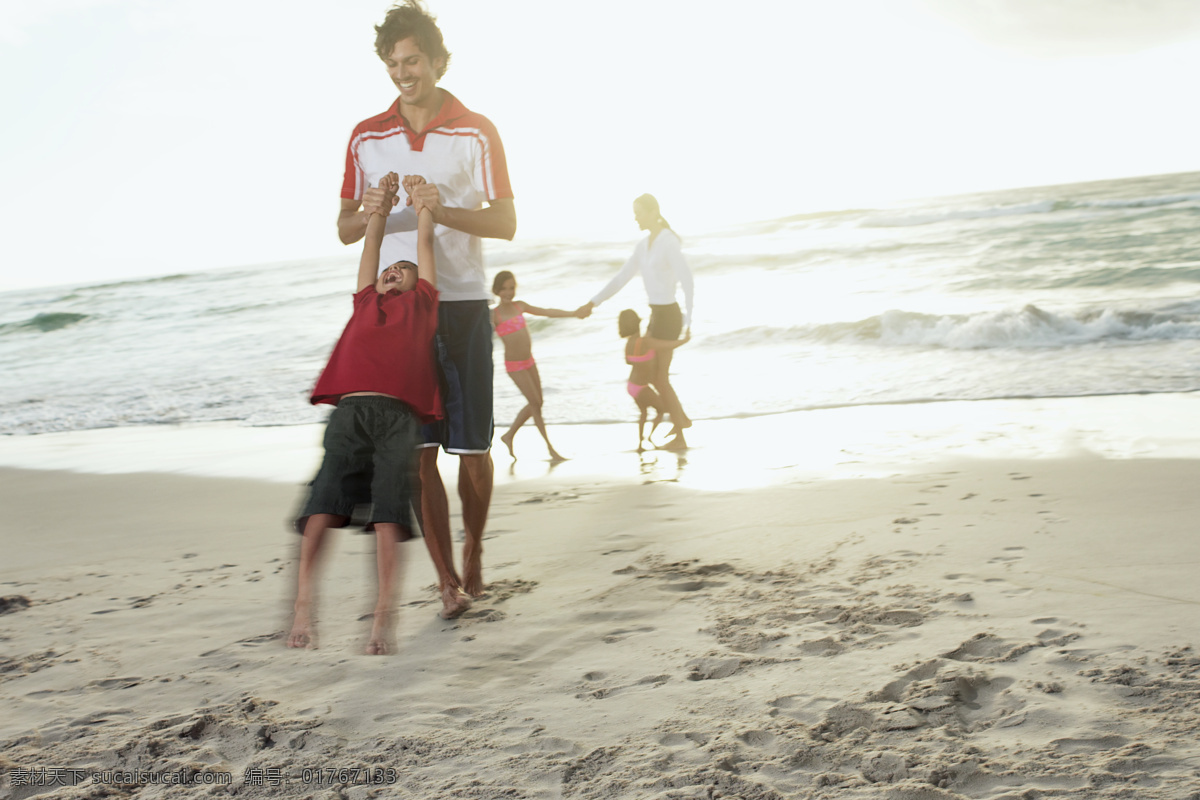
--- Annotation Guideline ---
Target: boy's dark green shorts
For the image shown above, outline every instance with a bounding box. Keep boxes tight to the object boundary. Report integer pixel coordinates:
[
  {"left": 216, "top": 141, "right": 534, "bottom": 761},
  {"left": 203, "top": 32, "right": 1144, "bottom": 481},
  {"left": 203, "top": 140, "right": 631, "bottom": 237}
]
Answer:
[{"left": 295, "top": 395, "right": 420, "bottom": 540}]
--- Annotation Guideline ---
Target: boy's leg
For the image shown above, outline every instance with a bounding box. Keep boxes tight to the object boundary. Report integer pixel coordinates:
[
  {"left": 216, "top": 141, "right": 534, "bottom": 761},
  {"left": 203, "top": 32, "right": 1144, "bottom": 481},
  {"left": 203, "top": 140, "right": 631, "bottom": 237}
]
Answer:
[
  {"left": 289, "top": 513, "right": 337, "bottom": 649},
  {"left": 458, "top": 452, "right": 493, "bottom": 598},
  {"left": 419, "top": 447, "right": 471, "bottom": 618},
  {"left": 367, "top": 523, "right": 403, "bottom": 655}
]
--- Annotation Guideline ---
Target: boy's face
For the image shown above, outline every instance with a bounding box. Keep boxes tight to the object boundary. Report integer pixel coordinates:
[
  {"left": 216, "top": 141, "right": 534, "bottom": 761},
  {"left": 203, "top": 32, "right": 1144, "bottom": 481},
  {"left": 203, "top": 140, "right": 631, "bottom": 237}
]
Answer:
[
  {"left": 383, "top": 36, "right": 444, "bottom": 108},
  {"left": 376, "top": 261, "right": 418, "bottom": 294}
]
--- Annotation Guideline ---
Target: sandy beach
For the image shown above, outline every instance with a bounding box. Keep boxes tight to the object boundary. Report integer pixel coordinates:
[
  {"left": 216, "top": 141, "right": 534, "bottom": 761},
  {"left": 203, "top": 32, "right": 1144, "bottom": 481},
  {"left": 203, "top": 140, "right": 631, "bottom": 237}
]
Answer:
[{"left": 4, "top": 395, "right": 1200, "bottom": 799}]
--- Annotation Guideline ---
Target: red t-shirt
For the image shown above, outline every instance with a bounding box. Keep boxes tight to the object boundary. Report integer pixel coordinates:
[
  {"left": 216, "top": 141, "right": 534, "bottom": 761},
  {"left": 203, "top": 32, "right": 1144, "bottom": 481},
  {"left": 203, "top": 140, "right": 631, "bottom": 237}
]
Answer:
[{"left": 310, "top": 280, "right": 442, "bottom": 423}]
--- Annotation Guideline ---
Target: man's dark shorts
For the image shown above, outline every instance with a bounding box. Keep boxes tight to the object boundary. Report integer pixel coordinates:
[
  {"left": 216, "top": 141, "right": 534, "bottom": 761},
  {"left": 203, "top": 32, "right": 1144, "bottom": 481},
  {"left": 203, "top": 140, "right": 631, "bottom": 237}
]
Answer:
[
  {"left": 296, "top": 395, "right": 419, "bottom": 540},
  {"left": 422, "top": 299, "right": 494, "bottom": 454}
]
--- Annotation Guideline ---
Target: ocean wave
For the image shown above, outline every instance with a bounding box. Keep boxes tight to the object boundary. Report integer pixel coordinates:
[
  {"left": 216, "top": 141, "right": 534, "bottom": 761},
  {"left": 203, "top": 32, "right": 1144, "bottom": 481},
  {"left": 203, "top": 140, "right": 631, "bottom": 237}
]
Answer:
[
  {"left": 957, "top": 263, "right": 1200, "bottom": 292},
  {"left": 861, "top": 200, "right": 1061, "bottom": 229},
  {"left": 859, "top": 188, "right": 1200, "bottom": 230},
  {"left": 1079, "top": 192, "right": 1200, "bottom": 211},
  {"left": 816, "top": 305, "right": 1200, "bottom": 349},
  {"left": 0, "top": 312, "right": 90, "bottom": 334}
]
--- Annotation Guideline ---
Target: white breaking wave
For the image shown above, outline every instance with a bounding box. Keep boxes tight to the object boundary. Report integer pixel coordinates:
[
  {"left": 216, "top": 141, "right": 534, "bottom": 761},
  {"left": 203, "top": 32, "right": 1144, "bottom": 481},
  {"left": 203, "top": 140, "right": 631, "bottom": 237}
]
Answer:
[{"left": 874, "top": 305, "right": 1200, "bottom": 349}]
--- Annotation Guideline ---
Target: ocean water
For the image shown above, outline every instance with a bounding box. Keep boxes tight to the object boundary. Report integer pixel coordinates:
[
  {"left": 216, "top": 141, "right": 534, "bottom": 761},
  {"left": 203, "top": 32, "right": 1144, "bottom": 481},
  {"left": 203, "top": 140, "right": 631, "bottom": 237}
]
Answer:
[{"left": 3, "top": 171, "right": 1200, "bottom": 437}]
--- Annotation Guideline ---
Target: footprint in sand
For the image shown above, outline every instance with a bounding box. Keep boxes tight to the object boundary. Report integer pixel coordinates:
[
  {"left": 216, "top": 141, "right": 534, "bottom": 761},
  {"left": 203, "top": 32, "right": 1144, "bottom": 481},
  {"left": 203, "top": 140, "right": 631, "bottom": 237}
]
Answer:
[
  {"left": 686, "top": 656, "right": 743, "bottom": 681},
  {"left": 737, "top": 729, "right": 775, "bottom": 747},
  {"left": 575, "top": 674, "right": 670, "bottom": 700},
  {"left": 602, "top": 626, "right": 655, "bottom": 643}
]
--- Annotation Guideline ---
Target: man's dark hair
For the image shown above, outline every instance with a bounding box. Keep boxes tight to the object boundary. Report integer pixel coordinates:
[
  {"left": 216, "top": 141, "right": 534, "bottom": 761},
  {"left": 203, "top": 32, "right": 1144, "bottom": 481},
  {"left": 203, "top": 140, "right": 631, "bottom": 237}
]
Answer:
[{"left": 375, "top": 1, "right": 452, "bottom": 79}]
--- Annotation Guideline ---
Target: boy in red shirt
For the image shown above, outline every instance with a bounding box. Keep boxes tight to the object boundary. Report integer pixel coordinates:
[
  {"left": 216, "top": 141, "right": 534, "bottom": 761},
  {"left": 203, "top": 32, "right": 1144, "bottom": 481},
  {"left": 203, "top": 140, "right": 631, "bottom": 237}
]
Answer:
[{"left": 289, "top": 172, "right": 440, "bottom": 655}]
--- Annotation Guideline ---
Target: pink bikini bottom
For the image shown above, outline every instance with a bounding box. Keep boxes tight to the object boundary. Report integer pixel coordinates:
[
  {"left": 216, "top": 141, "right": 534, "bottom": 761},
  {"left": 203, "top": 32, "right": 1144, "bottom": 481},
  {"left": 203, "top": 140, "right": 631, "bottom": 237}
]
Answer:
[{"left": 506, "top": 358, "right": 536, "bottom": 374}]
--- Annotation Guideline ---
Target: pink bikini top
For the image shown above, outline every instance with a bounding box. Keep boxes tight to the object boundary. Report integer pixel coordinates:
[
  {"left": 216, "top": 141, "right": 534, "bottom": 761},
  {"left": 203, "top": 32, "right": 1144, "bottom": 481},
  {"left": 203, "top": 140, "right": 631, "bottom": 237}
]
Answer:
[
  {"left": 625, "top": 339, "right": 656, "bottom": 364},
  {"left": 495, "top": 312, "right": 527, "bottom": 337}
]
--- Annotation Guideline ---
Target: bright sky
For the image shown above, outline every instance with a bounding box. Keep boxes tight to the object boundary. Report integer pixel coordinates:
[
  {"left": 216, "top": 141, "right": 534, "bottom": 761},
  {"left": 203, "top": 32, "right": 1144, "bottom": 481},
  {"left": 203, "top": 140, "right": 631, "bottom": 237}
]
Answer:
[{"left": 3, "top": 0, "right": 1200, "bottom": 291}]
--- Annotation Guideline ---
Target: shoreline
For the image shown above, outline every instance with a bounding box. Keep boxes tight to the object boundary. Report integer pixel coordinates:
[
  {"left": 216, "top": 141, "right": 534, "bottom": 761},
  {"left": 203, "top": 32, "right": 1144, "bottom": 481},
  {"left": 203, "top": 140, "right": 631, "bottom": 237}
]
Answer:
[{"left": 1, "top": 393, "right": 1199, "bottom": 488}]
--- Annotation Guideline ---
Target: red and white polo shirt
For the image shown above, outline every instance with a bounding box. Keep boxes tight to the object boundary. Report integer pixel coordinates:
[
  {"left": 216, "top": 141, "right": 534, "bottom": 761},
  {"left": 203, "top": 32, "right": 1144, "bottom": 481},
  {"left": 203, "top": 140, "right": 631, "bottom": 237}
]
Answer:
[{"left": 342, "top": 91, "right": 513, "bottom": 302}]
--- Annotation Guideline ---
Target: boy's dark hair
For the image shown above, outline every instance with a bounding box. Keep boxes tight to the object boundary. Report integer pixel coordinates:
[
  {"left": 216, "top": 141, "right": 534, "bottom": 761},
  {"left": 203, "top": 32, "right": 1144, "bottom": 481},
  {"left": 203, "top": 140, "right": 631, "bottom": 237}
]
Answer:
[
  {"left": 618, "top": 309, "right": 641, "bottom": 338},
  {"left": 375, "top": 1, "right": 451, "bottom": 79},
  {"left": 492, "top": 270, "right": 515, "bottom": 295}
]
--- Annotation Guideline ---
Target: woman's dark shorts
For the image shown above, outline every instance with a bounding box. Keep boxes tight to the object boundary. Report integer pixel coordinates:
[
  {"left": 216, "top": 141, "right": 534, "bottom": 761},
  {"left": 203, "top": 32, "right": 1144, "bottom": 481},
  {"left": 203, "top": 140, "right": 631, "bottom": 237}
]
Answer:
[
  {"left": 295, "top": 396, "right": 420, "bottom": 540},
  {"left": 648, "top": 302, "right": 683, "bottom": 340}
]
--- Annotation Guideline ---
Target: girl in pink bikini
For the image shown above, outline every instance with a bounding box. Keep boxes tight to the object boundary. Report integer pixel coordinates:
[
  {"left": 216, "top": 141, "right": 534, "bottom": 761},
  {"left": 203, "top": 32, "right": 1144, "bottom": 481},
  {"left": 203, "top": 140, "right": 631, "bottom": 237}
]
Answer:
[
  {"left": 492, "top": 270, "right": 584, "bottom": 460},
  {"left": 618, "top": 309, "right": 690, "bottom": 452}
]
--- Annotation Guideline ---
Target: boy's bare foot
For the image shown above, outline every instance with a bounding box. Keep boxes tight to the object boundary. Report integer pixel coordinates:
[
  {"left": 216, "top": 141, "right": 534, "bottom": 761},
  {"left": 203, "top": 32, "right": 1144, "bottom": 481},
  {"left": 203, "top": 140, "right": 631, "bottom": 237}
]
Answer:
[
  {"left": 500, "top": 431, "right": 516, "bottom": 459},
  {"left": 287, "top": 611, "right": 317, "bottom": 649},
  {"left": 438, "top": 585, "right": 472, "bottom": 619}
]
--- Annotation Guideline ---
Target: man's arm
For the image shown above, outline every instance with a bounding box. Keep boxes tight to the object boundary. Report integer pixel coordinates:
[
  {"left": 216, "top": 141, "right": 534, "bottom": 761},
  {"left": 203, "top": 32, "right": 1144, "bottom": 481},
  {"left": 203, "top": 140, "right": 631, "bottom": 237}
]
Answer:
[
  {"left": 410, "top": 184, "right": 516, "bottom": 241},
  {"left": 339, "top": 192, "right": 415, "bottom": 245}
]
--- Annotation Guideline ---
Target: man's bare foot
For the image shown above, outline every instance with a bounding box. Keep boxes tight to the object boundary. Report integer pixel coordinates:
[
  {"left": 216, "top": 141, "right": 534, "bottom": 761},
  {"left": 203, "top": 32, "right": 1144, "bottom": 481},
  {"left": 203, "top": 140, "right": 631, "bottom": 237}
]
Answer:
[
  {"left": 287, "top": 611, "right": 317, "bottom": 649},
  {"left": 462, "top": 569, "right": 486, "bottom": 599},
  {"left": 500, "top": 431, "right": 516, "bottom": 459},
  {"left": 365, "top": 610, "right": 393, "bottom": 655},
  {"left": 438, "top": 585, "right": 472, "bottom": 619}
]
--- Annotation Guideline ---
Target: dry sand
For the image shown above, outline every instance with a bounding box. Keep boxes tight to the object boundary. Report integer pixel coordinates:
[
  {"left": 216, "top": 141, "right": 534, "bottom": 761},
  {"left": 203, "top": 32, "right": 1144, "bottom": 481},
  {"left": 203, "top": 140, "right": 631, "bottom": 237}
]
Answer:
[{"left": 3, "top": 399, "right": 1200, "bottom": 799}]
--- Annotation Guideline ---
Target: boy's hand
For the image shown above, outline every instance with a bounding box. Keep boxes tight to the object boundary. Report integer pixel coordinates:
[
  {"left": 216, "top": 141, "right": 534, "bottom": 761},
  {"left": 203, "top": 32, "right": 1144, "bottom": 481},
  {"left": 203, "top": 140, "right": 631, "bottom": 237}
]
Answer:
[
  {"left": 377, "top": 172, "right": 400, "bottom": 211},
  {"left": 363, "top": 173, "right": 401, "bottom": 217},
  {"left": 402, "top": 174, "right": 427, "bottom": 206}
]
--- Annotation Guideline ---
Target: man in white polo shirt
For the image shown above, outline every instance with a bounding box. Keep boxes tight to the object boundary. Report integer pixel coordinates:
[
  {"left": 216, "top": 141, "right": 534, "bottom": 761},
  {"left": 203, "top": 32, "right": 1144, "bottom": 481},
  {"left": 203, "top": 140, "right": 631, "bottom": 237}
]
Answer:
[{"left": 337, "top": 0, "right": 516, "bottom": 620}]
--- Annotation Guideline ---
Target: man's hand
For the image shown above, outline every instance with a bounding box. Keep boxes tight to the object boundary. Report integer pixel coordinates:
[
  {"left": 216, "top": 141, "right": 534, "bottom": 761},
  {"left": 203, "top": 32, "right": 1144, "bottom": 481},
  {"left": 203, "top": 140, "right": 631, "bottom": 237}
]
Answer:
[
  {"left": 410, "top": 183, "right": 444, "bottom": 223},
  {"left": 362, "top": 179, "right": 400, "bottom": 217}
]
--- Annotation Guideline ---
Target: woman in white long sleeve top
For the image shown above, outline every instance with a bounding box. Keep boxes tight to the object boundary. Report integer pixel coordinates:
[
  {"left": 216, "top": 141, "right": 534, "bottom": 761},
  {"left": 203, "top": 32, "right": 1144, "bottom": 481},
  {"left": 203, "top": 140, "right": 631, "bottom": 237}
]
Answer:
[{"left": 578, "top": 194, "right": 694, "bottom": 448}]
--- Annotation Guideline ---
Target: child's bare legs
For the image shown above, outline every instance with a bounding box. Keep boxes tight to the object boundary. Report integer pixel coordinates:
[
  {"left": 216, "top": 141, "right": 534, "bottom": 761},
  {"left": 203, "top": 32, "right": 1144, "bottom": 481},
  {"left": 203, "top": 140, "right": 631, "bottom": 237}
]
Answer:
[
  {"left": 366, "top": 523, "right": 403, "bottom": 655},
  {"left": 502, "top": 366, "right": 565, "bottom": 461},
  {"left": 289, "top": 514, "right": 337, "bottom": 649},
  {"left": 458, "top": 452, "right": 493, "bottom": 597},
  {"left": 418, "top": 447, "right": 472, "bottom": 619}
]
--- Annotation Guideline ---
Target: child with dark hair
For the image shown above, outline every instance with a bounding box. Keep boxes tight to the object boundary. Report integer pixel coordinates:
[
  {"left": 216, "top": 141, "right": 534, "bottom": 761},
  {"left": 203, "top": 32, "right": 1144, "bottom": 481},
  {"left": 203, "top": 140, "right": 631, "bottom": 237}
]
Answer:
[
  {"left": 492, "top": 270, "right": 585, "bottom": 461},
  {"left": 289, "top": 172, "right": 443, "bottom": 655},
  {"left": 619, "top": 309, "right": 690, "bottom": 452}
]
